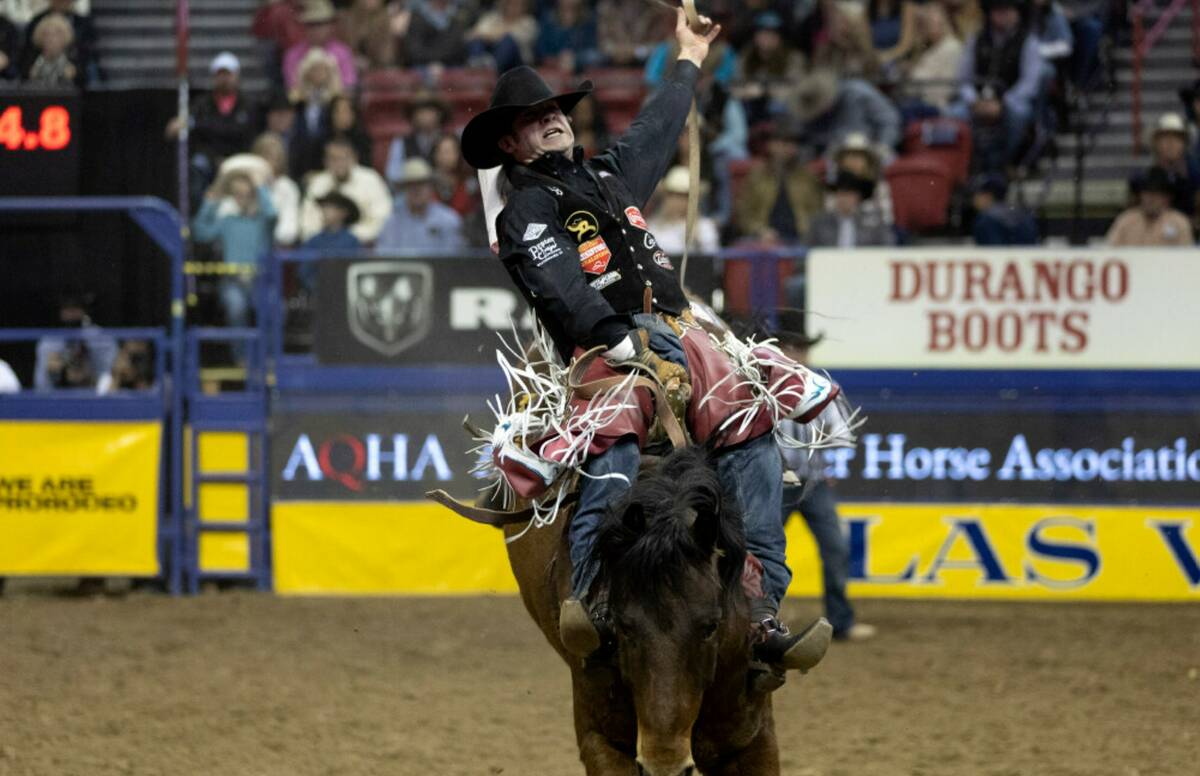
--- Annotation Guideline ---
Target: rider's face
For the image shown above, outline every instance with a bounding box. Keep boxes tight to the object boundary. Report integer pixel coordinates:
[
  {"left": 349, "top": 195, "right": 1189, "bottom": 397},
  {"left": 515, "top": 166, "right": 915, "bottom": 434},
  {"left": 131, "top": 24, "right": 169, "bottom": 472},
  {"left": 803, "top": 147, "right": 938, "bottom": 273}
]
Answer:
[{"left": 499, "top": 102, "right": 574, "bottom": 164}]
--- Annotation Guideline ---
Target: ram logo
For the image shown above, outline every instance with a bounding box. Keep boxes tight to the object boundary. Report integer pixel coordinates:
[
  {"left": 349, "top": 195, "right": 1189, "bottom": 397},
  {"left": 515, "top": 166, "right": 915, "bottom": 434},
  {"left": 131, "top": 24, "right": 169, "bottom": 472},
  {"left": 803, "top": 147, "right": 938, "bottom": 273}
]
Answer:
[{"left": 346, "top": 261, "right": 433, "bottom": 356}]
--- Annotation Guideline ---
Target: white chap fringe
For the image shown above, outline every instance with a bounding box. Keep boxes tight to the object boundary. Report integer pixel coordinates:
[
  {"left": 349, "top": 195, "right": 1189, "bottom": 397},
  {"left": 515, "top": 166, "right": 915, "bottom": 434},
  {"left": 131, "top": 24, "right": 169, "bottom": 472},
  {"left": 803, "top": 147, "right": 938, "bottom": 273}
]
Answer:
[
  {"left": 699, "top": 331, "right": 866, "bottom": 451},
  {"left": 470, "top": 322, "right": 639, "bottom": 544}
]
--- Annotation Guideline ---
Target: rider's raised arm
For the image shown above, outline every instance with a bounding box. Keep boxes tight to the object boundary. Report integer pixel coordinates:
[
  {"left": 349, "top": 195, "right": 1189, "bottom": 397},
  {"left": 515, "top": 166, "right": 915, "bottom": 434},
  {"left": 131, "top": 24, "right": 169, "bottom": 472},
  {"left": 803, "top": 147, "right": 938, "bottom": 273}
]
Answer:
[
  {"left": 595, "top": 9, "right": 718, "bottom": 205},
  {"left": 498, "top": 187, "right": 633, "bottom": 351},
  {"left": 593, "top": 59, "right": 700, "bottom": 207}
]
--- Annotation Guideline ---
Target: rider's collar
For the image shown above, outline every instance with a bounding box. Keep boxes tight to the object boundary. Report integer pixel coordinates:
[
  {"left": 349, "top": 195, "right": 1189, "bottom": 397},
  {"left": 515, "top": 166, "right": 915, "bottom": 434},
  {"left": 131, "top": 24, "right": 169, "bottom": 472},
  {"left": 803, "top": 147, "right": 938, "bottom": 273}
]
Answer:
[{"left": 528, "top": 146, "right": 586, "bottom": 176}]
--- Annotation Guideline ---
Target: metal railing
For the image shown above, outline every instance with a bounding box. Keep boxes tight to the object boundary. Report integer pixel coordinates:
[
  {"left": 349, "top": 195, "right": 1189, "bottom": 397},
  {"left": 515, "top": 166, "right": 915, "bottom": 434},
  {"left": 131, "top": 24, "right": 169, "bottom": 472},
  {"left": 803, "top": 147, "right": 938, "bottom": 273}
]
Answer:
[{"left": 1131, "top": 0, "right": 1200, "bottom": 154}]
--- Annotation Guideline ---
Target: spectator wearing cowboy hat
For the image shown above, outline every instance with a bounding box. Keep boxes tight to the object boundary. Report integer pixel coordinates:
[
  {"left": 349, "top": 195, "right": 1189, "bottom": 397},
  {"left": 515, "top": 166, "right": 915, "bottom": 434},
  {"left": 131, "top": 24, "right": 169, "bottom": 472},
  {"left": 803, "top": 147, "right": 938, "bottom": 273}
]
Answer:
[
  {"left": 304, "top": 190, "right": 361, "bottom": 252},
  {"left": 1138, "top": 113, "right": 1200, "bottom": 221},
  {"left": 1107, "top": 167, "right": 1195, "bottom": 247},
  {"left": 404, "top": 0, "right": 473, "bottom": 68},
  {"left": 282, "top": 0, "right": 357, "bottom": 90},
  {"left": 734, "top": 11, "right": 807, "bottom": 126},
  {"left": 792, "top": 69, "right": 901, "bottom": 158},
  {"left": 385, "top": 92, "right": 451, "bottom": 187},
  {"left": 825, "top": 131, "right": 894, "bottom": 227},
  {"left": 734, "top": 120, "right": 823, "bottom": 244},
  {"left": 806, "top": 169, "right": 894, "bottom": 249},
  {"left": 299, "top": 136, "right": 391, "bottom": 243},
  {"left": 376, "top": 158, "right": 466, "bottom": 255},
  {"left": 953, "top": 0, "right": 1045, "bottom": 174},
  {"left": 969, "top": 172, "right": 1039, "bottom": 245},
  {"left": 645, "top": 165, "right": 720, "bottom": 255}
]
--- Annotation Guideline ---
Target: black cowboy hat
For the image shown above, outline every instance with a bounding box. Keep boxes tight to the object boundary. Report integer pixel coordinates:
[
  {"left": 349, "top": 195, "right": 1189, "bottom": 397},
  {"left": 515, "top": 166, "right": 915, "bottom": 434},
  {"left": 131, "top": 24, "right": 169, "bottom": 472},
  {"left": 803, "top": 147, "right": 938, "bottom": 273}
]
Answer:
[
  {"left": 1136, "top": 166, "right": 1176, "bottom": 196},
  {"left": 315, "top": 190, "right": 360, "bottom": 226},
  {"left": 831, "top": 169, "right": 876, "bottom": 200},
  {"left": 461, "top": 66, "right": 593, "bottom": 169}
]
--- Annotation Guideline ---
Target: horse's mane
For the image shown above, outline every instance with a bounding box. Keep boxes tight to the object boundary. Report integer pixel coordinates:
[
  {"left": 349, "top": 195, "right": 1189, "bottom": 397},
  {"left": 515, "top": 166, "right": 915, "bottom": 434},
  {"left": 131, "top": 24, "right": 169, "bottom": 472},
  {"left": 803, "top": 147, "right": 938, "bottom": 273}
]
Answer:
[{"left": 594, "top": 446, "right": 748, "bottom": 626}]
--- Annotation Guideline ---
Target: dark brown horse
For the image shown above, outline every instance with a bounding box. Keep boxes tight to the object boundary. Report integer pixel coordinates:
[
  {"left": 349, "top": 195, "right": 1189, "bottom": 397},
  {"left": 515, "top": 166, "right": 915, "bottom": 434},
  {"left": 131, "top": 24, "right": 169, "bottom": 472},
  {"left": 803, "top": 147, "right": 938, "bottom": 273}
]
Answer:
[{"left": 504, "top": 446, "right": 783, "bottom": 775}]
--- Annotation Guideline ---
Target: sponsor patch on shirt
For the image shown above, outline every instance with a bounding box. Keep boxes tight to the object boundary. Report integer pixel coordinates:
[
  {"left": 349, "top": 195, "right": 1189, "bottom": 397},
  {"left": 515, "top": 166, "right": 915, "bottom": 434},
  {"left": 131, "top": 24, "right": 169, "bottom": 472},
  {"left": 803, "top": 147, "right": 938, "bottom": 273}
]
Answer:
[
  {"left": 530, "top": 237, "right": 563, "bottom": 266},
  {"left": 625, "top": 206, "right": 648, "bottom": 230},
  {"left": 523, "top": 223, "right": 547, "bottom": 242},
  {"left": 546, "top": 186, "right": 564, "bottom": 196},
  {"left": 565, "top": 210, "right": 600, "bottom": 243},
  {"left": 578, "top": 236, "right": 613, "bottom": 274},
  {"left": 652, "top": 250, "right": 673, "bottom": 270},
  {"left": 589, "top": 270, "right": 622, "bottom": 290},
  {"left": 643, "top": 233, "right": 657, "bottom": 250}
]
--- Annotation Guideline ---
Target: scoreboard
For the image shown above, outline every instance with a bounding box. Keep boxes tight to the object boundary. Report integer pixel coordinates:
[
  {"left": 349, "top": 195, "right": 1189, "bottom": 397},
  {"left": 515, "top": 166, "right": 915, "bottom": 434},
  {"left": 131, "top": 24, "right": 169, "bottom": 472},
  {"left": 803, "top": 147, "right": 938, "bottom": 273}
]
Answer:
[{"left": 0, "top": 90, "right": 81, "bottom": 196}]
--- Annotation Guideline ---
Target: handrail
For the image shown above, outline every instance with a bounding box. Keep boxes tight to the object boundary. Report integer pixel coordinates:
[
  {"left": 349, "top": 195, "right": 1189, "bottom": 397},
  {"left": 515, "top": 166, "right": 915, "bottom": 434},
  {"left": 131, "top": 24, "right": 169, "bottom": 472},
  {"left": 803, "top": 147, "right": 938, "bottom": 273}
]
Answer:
[{"left": 1130, "top": 0, "right": 1198, "bottom": 154}]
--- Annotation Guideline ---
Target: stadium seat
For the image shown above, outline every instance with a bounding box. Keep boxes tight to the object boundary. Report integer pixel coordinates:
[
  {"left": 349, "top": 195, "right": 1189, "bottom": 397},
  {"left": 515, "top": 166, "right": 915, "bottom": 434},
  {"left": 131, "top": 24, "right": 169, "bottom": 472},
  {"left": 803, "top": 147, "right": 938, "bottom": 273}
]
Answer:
[
  {"left": 361, "top": 68, "right": 427, "bottom": 94},
  {"left": 902, "top": 118, "right": 972, "bottom": 185},
  {"left": 581, "top": 67, "right": 646, "bottom": 90},
  {"left": 885, "top": 155, "right": 954, "bottom": 232}
]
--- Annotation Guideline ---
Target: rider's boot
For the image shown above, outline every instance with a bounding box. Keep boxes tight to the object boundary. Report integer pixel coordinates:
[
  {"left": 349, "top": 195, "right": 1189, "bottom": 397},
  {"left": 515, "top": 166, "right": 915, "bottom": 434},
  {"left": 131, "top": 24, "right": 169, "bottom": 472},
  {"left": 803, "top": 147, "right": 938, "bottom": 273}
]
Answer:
[
  {"left": 787, "top": 368, "right": 841, "bottom": 423},
  {"left": 559, "top": 595, "right": 612, "bottom": 659},
  {"left": 752, "top": 613, "right": 833, "bottom": 673}
]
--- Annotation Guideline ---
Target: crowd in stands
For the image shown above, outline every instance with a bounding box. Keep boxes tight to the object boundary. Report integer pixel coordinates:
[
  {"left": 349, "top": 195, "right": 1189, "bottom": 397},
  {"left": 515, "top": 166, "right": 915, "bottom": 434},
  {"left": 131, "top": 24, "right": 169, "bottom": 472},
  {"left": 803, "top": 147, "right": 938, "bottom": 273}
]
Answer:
[{"left": 8, "top": 0, "right": 1200, "bottom": 342}]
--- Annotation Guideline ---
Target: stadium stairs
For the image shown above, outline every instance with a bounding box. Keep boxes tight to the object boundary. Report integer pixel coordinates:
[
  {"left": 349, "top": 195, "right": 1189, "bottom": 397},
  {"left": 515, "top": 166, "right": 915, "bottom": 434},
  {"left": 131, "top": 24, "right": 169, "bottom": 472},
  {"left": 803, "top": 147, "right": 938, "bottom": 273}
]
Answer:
[
  {"left": 92, "top": 0, "right": 268, "bottom": 92},
  {"left": 1025, "top": 6, "right": 1199, "bottom": 239}
]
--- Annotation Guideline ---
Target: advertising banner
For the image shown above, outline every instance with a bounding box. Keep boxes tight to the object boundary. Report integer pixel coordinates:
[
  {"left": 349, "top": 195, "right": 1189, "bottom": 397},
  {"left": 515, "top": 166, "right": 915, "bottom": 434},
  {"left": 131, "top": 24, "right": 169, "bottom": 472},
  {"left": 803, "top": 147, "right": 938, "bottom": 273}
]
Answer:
[
  {"left": 806, "top": 248, "right": 1200, "bottom": 368},
  {"left": 272, "top": 411, "right": 482, "bottom": 501},
  {"left": 811, "top": 408, "right": 1200, "bottom": 504},
  {"left": 271, "top": 500, "right": 1200, "bottom": 600},
  {"left": 314, "top": 255, "right": 716, "bottom": 365},
  {"left": 0, "top": 420, "right": 161, "bottom": 575}
]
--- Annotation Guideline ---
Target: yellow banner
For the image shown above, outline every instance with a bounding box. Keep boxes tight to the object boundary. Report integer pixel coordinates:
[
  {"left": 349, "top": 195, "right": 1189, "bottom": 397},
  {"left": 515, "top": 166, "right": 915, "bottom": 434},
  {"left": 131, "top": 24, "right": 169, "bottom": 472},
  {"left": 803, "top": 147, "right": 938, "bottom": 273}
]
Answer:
[
  {"left": 274, "top": 500, "right": 1200, "bottom": 600},
  {"left": 0, "top": 421, "right": 161, "bottom": 575}
]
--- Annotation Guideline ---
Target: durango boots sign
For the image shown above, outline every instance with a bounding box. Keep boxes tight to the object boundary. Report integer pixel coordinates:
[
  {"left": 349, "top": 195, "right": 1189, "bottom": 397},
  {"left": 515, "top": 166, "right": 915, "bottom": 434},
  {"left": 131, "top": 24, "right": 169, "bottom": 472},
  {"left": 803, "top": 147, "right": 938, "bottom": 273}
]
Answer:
[{"left": 806, "top": 248, "right": 1200, "bottom": 368}]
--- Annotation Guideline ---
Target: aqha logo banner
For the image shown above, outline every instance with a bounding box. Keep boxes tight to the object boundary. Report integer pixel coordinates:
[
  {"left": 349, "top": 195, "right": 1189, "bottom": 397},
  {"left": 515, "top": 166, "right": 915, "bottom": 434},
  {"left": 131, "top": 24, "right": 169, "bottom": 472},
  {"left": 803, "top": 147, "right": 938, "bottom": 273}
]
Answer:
[
  {"left": 807, "top": 248, "right": 1200, "bottom": 368},
  {"left": 271, "top": 412, "right": 475, "bottom": 500}
]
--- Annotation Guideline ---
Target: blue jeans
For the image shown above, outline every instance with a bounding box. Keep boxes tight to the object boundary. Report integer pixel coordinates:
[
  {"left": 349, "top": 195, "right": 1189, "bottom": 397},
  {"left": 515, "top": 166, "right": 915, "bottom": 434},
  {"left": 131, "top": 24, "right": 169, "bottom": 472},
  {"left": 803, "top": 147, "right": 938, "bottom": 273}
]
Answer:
[
  {"left": 219, "top": 277, "right": 252, "bottom": 328},
  {"left": 567, "top": 319, "right": 793, "bottom": 611},
  {"left": 781, "top": 480, "right": 855, "bottom": 634}
]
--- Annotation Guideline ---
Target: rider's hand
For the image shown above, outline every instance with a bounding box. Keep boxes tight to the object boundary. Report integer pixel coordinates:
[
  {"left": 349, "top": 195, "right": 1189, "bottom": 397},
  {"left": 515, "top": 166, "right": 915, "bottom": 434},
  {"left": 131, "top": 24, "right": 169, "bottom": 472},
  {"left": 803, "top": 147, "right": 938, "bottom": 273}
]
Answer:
[
  {"left": 629, "top": 329, "right": 690, "bottom": 393},
  {"left": 675, "top": 7, "right": 721, "bottom": 68}
]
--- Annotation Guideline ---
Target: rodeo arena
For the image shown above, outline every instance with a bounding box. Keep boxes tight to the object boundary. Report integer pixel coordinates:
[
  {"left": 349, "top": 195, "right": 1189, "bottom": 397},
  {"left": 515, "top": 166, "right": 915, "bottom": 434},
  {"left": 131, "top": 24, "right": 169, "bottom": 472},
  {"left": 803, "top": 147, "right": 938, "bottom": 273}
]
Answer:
[{"left": 4, "top": 0, "right": 1200, "bottom": 773}]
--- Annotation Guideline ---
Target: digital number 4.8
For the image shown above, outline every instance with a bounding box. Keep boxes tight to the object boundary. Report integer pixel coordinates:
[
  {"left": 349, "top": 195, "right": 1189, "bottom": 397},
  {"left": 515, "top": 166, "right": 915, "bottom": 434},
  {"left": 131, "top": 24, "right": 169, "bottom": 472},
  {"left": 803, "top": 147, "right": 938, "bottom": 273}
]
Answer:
[{"left": 0, "top": 105, "right": 72, "bottom": 151}]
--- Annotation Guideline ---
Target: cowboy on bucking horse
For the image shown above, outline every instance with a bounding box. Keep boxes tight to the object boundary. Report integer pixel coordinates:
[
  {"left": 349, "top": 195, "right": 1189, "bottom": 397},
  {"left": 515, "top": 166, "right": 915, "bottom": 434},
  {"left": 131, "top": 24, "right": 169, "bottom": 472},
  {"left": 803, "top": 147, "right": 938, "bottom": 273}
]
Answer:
[{"left": 460, "top": 7, "right": 841, "bottom": 674}]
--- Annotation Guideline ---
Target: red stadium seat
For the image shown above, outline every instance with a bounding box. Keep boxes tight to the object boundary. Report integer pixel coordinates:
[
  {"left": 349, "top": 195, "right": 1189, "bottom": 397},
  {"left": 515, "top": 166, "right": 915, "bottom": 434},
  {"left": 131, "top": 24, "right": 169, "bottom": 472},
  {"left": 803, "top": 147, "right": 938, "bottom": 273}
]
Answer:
[
  {"left": 885, "top": 155, "right": 954, "bottom": 232},
  {"left": 362, "top": 68, "right": 427, "bottom": 94},
  {"left": 581, "top": 67, "right": 645, "bottom": 90},
  {"left": 902, "top": 118, "right": 972, "bottom": 185}
]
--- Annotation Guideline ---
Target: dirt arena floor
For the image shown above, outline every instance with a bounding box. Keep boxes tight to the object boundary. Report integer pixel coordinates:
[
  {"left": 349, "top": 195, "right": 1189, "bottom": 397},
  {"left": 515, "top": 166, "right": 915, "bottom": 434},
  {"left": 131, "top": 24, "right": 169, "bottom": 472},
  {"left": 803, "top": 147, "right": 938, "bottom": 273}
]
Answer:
[{"left": 0, "top": 589, "right": 1196, "bottom": 776}]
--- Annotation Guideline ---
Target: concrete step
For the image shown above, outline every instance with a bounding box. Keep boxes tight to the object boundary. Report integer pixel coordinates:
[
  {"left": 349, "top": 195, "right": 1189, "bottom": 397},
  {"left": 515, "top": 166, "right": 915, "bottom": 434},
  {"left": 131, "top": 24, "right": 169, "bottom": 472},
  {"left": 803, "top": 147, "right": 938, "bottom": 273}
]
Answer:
[
  {"left": 95, "top": 15, "right": 251, "bottom": 33},
  {"left": 98, "top": 37, "right": 261, "bottom": 56},
  {"left": 100, "top": 54, "right": 264, "bottom": 77},
  {"left": 94, "top": 0, "right": 259, "bottom": 12}
]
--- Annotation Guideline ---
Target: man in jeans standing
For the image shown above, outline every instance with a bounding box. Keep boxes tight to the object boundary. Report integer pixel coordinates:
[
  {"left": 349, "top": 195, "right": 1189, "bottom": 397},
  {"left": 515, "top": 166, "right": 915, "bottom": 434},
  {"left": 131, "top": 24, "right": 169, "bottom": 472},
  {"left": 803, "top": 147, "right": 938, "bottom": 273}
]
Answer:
[{"left": 772, "top": 309, "right": 877, "bottom": 642}]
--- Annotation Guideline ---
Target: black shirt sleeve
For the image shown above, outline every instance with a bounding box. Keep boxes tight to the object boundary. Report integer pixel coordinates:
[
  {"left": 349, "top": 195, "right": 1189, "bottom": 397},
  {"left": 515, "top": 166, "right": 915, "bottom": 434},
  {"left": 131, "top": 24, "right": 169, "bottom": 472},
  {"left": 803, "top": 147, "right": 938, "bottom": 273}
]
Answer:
[
  {"left": 498, "top": 187, "right": 632, "bottom": 351},
  {"left": 593, "top": 59, "right": 700, "bottom": 206}
]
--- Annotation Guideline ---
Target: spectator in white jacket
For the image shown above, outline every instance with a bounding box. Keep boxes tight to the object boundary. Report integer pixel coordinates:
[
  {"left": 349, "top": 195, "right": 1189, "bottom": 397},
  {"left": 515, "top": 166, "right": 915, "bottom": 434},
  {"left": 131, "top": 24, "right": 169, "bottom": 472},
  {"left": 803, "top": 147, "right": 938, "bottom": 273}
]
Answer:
[
  {"left": 645, "top": 166, "right": 720, "bottom": 256},
  {"left": 299, "top": 136, "right": 391, "bottom": 244}
]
